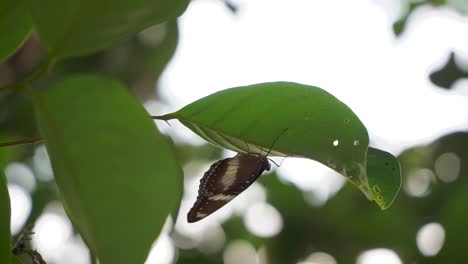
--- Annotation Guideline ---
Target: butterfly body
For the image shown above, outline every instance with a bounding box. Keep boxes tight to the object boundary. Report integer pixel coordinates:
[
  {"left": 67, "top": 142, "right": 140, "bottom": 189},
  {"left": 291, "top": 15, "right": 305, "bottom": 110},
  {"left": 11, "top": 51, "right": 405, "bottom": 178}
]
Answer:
[{"left": 187, "top": 153, "right": 271, "bottom": 223}]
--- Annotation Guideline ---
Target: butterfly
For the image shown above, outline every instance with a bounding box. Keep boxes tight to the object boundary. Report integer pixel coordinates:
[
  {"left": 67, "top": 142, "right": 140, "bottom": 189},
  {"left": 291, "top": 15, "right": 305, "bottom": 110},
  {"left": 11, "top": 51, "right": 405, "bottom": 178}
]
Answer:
[
  {"left": 12, "top": 224, "right": 47, "bottom": 264},
  {"left": 187, "top": 129, "right": 287, "bottom": 223}
]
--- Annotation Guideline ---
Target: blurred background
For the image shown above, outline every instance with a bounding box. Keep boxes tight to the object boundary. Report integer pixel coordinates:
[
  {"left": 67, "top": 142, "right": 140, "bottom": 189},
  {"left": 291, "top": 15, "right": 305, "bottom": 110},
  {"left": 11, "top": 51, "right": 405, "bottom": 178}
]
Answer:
[{"left": 2, "top": 0, "right": 468, "bottom": 263}]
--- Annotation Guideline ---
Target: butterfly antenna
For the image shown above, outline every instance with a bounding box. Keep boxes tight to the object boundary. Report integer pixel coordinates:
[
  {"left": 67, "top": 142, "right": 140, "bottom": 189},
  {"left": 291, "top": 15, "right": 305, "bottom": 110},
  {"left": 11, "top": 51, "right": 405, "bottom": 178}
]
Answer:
[
  {"left": 267, "top": 158, "right": 280, "bottom": 167},
  {"left": 278, "top": 156, "right": 288, "bottom": 167},
  {"left": 265, "top": 128, "right": 288, "bottom": 157}
]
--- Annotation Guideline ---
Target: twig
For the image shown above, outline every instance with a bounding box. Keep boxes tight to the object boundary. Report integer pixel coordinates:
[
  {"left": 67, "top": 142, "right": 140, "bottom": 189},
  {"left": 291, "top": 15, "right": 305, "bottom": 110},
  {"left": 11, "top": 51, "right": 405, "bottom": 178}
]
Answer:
[{"left": 0, "top": 137, "right": 42, "bottom": 148}]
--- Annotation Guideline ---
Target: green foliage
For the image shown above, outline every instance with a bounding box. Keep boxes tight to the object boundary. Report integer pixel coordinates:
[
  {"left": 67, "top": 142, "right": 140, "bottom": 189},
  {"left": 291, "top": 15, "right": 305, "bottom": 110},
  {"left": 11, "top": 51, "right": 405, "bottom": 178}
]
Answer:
[
  {"left": 0, "top": 0, "right": 189, "bottom": 261},
  {"left": 0, "top": 0, "right": 32, "bottom": 63},
  {"left": 0, "top": 1, "right": 412, "bottom": 263},
  {"left": 255, "top": 174, "right": 416, "bottom": 264},
  {"left": 395, "top": 132, "right": 468, "bottom": 263},
  {"left": 0, "top": 171, "right": 11, "bottom": 264},
  {"left": 394, "top": 0, "right": 468, "bottom": 36},
  {"left": 25, "top": 0, "right": 189, "bottom": 59},
  {"left": 48, "top": 20, "right": 180, "bottom": 101},
  {"left": 154, "top": 82, "right": 401, "bottom": 208},
  {"left": 34, "top": 75, "right": 182, "bottom": 264},
  {"left": 430, "top": 52, "right": 468, "bottom": 89},
  {"left": 367, "top": 148, "right": 401, "bottom": 209}
]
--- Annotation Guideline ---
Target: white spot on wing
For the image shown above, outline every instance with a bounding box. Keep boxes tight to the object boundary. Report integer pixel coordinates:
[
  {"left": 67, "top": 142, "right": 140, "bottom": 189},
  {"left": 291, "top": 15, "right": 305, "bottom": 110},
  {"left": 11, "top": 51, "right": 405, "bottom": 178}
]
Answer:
[
  {"left": 209, "top": 194, "right": 235, "bottom": 201},
  {"left": 221, "top": 165, "right": 239, "bottom": 188},
  {"left": 196, "top": 213, "right": 208, "bottom": 218}
]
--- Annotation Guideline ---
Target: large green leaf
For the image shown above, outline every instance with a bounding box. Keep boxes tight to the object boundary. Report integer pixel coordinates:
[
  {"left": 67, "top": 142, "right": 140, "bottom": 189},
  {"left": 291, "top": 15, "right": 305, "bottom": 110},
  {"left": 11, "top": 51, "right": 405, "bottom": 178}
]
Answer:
[
  {"left": 26, "top": 0, "right": 190, "bottom": 59},
  {"left": 0, "top": 0, "right": 32, "bottom": 63},
  {"left": 154, "top": 82, "right": 401, "bottom": 208},
  {"left": 34, "top": 75, "right": 182, "bottom": 264},
  {"left": 0, "top": 171, "right": 11, "bottom": 264}
]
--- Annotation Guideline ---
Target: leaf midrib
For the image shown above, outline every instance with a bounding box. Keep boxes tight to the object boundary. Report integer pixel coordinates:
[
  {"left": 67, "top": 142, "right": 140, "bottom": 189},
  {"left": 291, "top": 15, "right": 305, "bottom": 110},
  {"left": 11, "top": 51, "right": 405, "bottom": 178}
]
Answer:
[{"left": 173, "top": 114, "right": 303, "bottom": 158}]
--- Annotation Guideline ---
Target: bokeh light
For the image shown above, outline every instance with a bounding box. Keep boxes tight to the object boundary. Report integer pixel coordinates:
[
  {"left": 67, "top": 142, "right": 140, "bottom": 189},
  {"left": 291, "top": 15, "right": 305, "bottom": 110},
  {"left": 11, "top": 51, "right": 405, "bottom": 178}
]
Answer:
[
  {"left": 49, "top": 236, "right": 90, "bottom": 264},
  {"left": 196, "top": 223, "right": 226, "bottom": 254},
  {"left": 32, "top": 202, "right": 74, "bottom": 262},
  {"left": 357, "top": 248, "right": 403, "bottom": 264},
  {"left": 33, "top": 144, "right": 54, "bottom": 181},
  {"left": 298, "top": 252, "right": 337, "bottom": 264},
  {"left": 244, "top": 202, "right": 283, "bottom": 237},
  {"left": 145, "top": 234, "right": 175, "bottom": 264},
  {"left": 416, "top": 222, "right": 446, "bottom": 257},
  {"left": 434, "top": 152, "right": 461, "bottom": 182},
  {"left": 146, "top": 217, "right": 176, "bottom": 264},
  {"left": 278, "top": 158, "right": 345, "bottom": 205},
  {"left": 8, "top": 184, "right": 32, "bottom": 234},
  {"left": 223, "top": 240, "right": 257, "bottom": 264},
  {"left": 5, "top": 162, "right": 36, "bottom": 192},
  {"left": 404, "top": 168, "right": 436, "bottom": 197}
]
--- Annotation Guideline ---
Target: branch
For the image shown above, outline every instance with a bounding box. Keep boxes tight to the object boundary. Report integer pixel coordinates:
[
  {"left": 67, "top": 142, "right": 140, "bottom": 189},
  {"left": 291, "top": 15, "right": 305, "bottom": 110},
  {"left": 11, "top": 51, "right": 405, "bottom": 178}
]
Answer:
[{"left": 0, "top": 137, "right": 43, "bottom": 148}]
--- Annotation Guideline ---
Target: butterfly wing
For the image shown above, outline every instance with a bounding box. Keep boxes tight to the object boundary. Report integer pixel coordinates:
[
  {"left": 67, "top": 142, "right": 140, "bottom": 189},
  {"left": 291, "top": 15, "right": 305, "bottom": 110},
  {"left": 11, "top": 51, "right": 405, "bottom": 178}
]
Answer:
[{"left": 187, "top": 153, "right": 270, "bottom": 223}]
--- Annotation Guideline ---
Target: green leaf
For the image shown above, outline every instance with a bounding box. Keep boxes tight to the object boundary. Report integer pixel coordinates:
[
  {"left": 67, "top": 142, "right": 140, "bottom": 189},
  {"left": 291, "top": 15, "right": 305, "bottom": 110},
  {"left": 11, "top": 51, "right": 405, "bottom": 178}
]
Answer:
[
  {"left": 366, "top": 147, "right": 401, "bottom": 209},
  {"left": 10, "top": 256, "right": 21, "bottom": 264},
  {"left": 0, "top": 171, "right": 11, "bottom": 264},
  {"left": 33, "top": 75, "right": 182, "bottom": 264},
  {"left": 26, "top": 0, "right": 190, "bottom": 59},
  {"left": 0, "top": 0, "right": 32, "bottom": 63},
  {"left": 137, "top": 20, "right": 180, "bottom": 78},
  {"left": 154, "top": 82, "right": 401, "bottom": 208}
]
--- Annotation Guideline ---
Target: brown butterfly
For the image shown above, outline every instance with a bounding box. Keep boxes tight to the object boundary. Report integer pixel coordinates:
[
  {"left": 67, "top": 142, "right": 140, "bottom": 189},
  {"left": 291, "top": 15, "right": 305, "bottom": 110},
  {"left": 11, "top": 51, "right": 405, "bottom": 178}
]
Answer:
[
  {"left": 187, "top": 129, "right": 287, "bottom": 223},
  {"left": 12, "top": 224, "right": 47, "bottom": 264}
]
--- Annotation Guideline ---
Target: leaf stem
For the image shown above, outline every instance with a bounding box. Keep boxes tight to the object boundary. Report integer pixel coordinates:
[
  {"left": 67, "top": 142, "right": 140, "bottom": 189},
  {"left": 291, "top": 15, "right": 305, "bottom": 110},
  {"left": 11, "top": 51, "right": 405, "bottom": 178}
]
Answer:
[
  {"left": 0, "top": 137, "right": 43, "bottom": 148},
  {"left": 151, "top": 113, "right": 176, "bottom": 121}
]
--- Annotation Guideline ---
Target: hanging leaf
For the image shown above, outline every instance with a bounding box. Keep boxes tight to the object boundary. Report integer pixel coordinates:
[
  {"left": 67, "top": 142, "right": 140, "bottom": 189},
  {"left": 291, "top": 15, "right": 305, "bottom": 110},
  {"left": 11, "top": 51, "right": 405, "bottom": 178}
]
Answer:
[
  {"left": 34, "top": 75, "right": 182, "bottom": 264},
  {"left": 154, "top": 82, "right": 401, "bottom": 209},
  {"left": 366, "top": 147, "right": 401, "bottom": 209},
  {"left": 26, "top": 0, "right": 190, "bottom": 59}
]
